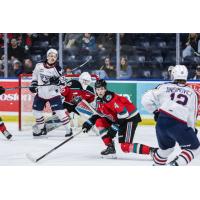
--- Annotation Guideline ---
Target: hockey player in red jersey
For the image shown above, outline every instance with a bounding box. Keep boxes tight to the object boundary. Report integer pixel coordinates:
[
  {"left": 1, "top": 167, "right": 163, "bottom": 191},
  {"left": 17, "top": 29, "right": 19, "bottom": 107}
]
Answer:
[
  {"left": 60, "top": 72, "right": 95, "bottom": 136},
  {"left": 82, "top": 79, "right": 157, "bottom": 157},
  {"left": 0, "top": 86, "right": 12, "bottom": 140},
  {"left": 61, "top": 72, "right": 95, "bottom": 115}
]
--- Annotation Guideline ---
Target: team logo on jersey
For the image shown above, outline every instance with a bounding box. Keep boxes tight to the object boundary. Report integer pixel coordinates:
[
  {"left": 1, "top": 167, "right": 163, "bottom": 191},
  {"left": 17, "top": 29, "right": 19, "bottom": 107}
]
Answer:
[
  {"left": 114, "top": 103, "right": 119, "bottom": 108},
  {"left": 105, "top": 94, "right": 112, "bottom": 101},
  {"left": 40, "top": 74, "right": 51, "bottom": 84}
]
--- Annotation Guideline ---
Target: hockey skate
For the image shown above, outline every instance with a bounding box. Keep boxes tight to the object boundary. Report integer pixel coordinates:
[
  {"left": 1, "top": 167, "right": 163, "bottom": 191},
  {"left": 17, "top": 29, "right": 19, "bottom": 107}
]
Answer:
[
  {"left": 65, "top": 128, "right": 73, "bottom": 137},
  {"left": 150, "top": 147, "right": 159, "bottom": 159},
  {"left": 101, "top": 142, "right": 117, "bottom": 159},
  {"left": 2, "top": 130, "right": 12, "bottom": 140},
  {"left": 33, "top": 126, "right": 47, "bottom": 137},
  {"left": 168, "top": 157, "right": 179, "bottom": 166}
]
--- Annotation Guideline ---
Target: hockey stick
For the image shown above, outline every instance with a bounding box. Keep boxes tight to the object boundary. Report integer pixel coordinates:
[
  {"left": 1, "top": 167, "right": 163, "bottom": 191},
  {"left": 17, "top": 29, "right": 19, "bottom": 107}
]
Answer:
[
  {"left": 72, "top": 56, "right": 92, "bottom": 72},
  {"left": 26, "top": 129, "right": 83, "bottom": 163},
  {"left": 79, "top": 100, "right": 114, "bottom": 122},
  {"left": 4, "top": 84, "right": 53, "bottom": 91}
]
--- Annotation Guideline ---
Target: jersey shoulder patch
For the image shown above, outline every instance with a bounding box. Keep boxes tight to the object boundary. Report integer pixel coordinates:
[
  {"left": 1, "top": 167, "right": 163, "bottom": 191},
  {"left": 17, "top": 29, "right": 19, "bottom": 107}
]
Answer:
[{"left": 103, "top": 91, "right": 114, "bottom": 102}]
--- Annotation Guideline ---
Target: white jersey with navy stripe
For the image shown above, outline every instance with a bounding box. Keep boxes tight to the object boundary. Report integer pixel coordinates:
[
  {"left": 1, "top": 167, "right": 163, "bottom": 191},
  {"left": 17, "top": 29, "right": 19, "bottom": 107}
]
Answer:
[
  {"left": 141, "top": 82, "right": 198, "bottom": 129},
  {"left": 32, "top": 63, "right": 65, "bottom": 99}
]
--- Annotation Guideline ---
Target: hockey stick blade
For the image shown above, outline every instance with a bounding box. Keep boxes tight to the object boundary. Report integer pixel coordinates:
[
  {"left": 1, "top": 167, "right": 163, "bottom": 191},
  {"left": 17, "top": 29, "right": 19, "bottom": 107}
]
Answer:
[
  {"left": 26, "top": 129, "right": 83, "bottom": 163},
  {"left": 26, "top": 153, "right": 37, "bottom": 163}
]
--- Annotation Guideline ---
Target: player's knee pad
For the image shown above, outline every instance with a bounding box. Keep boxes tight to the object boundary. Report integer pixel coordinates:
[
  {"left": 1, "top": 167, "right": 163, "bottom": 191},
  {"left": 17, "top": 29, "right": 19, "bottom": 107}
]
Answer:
[
  {"left": 120, "top": 143, "right": 131, "bottom": 153},
  {"left": 33, "top": 110, "right": 43, "bottom": 119}
]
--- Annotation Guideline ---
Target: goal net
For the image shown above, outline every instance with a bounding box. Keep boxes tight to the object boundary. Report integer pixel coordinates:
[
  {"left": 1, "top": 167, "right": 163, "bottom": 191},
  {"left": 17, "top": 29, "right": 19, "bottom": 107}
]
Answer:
[{"left": 18, "top": 73, "right": 98, "bottom": 131}]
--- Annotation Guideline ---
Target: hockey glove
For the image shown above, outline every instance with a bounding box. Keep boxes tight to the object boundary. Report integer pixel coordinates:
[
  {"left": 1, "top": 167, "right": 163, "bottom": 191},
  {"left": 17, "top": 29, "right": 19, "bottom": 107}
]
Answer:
[
  {"left": 63, "top": 101, "right": 79, "bottom": 115},
  {"left": 82, "top": 120, "right": 93, "bottom": 133},
  {"left": 29, "top": 81, "right": 38, "bottom": 93},
  {"left": 49, "top": 76, "right": 61, "bottom": 85},
  {"left": 153, "top": 110, "right": 160, "bottom": 122},
  {"left": 107, "top": 123, "right": 119, "bottom": 138},
  {"left": 82, "top": 115, "right": 100, "bottom": 133},
  {"left": 0, "top": 86, "right": 5, "bottom": 95},
  {"left": 71, "top": 96, "right": 82, "bottom": 105}
]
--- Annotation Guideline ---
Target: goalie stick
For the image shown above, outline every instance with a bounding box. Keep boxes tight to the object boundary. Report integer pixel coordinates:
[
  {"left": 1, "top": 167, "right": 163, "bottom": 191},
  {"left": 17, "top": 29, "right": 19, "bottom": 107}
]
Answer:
[{"left": 26, "top": 129, "right": 83, "bottom": 163}]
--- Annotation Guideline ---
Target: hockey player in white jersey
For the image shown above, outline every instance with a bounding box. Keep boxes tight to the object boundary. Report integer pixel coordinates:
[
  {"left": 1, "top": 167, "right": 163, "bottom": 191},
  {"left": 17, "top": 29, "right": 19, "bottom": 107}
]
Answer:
[
  {"left": 142, "top": 65, "right": 200, "bottom": 166},
  {"left": 29, "top": 48, "right": 70, "bottom": 136}
]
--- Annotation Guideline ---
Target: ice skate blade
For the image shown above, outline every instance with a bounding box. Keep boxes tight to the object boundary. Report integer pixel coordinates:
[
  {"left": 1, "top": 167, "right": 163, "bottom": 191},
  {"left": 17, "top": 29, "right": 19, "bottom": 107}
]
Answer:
[{"left": 101, "top": 154, "right": 117, "bottom": 159}]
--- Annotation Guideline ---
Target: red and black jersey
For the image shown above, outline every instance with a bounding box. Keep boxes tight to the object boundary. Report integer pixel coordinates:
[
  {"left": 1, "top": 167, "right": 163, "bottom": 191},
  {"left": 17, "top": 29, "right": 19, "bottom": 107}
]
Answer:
[
  {"left": 61, "top": 79, "right": 95, "bottom": 104},
  {"left": 96, "top": 91, "right": 140, "bottom": 123}
]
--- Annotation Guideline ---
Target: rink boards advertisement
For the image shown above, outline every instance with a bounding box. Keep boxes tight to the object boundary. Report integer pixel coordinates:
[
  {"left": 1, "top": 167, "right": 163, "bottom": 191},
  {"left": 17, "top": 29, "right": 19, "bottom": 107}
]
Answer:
[{"left": 0, "top": 79, "right": 200, "bottom": 124}]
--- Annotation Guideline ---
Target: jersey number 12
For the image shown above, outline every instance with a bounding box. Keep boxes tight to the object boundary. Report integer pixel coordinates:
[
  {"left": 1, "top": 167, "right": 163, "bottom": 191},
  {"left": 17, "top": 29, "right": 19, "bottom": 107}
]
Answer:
[{"left": 170, "top": 93, "right": 188, "bottom": 106}]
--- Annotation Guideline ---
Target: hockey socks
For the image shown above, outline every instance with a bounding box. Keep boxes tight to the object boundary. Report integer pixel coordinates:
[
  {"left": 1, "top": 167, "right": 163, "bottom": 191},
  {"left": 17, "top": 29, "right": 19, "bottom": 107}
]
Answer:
[
  {"left": 0, "top": 120, "right": 12, "bottom": 140},
  {"left": 153, "top": 150, "right": 168, "bottom": 165},
  {"left": 169, "top": 148, "right": 200, "bottom": 166},
  {"left": 121, "top": 142, "right": 152, "bottom": 155}
]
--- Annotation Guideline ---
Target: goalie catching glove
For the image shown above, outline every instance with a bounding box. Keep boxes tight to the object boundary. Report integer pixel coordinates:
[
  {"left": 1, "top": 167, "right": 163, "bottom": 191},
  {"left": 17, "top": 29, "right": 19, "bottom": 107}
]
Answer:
[
  {"left": 63, "top": 101, "right": 80, "bottom": 115},
  {"left": 82, "top": 115, "right": 100, "bottom": 133},
  {"left": 71, "top": 96, "right": 82, "bottom": 105}
]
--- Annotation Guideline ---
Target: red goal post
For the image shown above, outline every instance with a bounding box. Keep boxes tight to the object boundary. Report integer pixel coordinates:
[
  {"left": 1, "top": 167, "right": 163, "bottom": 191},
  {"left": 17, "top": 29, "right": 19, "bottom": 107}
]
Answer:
[{"left": 18, "top": 73, "right": 99, "bottom": 131}]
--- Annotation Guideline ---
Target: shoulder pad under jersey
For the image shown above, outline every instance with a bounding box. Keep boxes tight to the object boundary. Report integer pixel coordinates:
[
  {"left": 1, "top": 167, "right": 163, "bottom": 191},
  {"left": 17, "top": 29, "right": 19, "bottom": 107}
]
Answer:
[
  {"left": 86, "top": 85, "right": 95, "bottom": 95},
  {"left": 66, "top": 79, "right": 82, "bottom": 89}
]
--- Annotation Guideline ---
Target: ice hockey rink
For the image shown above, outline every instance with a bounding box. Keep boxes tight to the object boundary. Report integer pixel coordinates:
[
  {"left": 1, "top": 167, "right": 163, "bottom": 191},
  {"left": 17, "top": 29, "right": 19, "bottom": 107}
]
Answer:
[{"left": 0, "top": 122, "right": 200, "bottom": 166}]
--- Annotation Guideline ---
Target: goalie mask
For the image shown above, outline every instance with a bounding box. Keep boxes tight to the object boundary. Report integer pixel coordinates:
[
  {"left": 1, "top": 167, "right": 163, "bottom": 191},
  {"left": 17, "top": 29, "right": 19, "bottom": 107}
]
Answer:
[{"left": 79, "top": 72, "right": 92, "bottom": 90}]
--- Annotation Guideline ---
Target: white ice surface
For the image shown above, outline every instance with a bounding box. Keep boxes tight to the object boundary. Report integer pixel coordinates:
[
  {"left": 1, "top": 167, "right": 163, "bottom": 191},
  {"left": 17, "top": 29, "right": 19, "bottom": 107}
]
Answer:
[{"left": 0, "top": 123, "right": 200, "bottom": 166}]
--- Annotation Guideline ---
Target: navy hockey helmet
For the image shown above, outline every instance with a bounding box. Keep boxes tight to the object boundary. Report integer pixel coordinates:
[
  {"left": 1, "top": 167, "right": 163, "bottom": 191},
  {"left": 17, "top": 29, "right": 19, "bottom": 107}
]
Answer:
[{"left": 95, "top": 79, "right": 107, "bottom": 89}]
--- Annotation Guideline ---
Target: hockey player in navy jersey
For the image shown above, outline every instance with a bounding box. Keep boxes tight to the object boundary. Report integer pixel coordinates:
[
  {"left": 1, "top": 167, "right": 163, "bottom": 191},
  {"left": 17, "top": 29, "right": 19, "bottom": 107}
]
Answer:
[
  {"left": 29, "top": 49, "right": 70, "bottom": 136},
  {"left": 142, "top": 65, "right": 200, "bottom": 166}
]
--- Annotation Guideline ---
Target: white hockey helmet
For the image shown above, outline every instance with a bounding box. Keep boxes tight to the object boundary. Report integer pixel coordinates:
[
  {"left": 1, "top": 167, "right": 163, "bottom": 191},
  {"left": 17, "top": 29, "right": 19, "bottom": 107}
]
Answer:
[
  {"left": 171, "top": 65, "right": 188, "bottom": 81},
  {"left": 79, "top": 72, "right": 92, "bottom": 90},
  {"left": 168, "top": 65, "right": 174, "bottom": 80},
  {"left": 47, "top": 48, "right": 58, "bottom": 57},
  {"left": 168, "top": 65, "right": 174, "bottom": 73}
]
